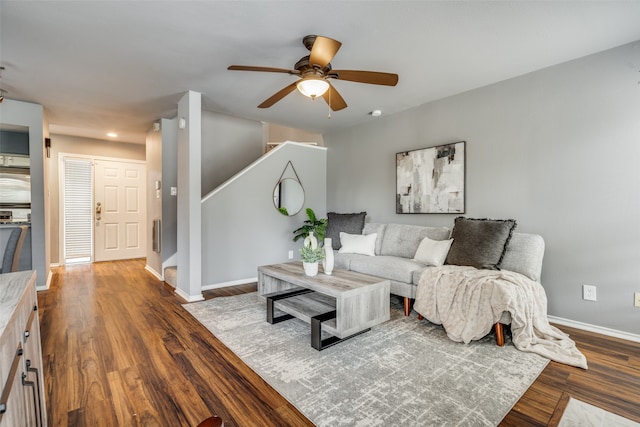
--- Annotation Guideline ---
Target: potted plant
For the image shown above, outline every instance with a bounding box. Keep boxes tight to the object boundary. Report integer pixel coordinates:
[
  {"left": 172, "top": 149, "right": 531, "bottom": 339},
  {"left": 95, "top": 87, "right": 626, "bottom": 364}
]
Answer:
[
  {"left": 299, "top": 244, "right": 325, "bottom": 276},
  {"left": 293, "top": 208, "right": 327, "bottom": 244}
]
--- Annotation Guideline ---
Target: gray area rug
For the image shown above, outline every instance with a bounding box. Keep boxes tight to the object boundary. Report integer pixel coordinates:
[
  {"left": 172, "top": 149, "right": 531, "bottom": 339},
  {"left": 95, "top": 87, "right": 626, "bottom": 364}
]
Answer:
[{"left": 184, "top": 293, "right": 548, "bottom": 426}]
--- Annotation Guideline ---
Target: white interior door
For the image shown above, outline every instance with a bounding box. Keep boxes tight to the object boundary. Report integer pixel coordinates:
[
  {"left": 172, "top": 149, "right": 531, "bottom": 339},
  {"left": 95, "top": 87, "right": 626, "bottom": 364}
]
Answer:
[{"left": 94, "top": 159, "right": 146, "bottom": 262}]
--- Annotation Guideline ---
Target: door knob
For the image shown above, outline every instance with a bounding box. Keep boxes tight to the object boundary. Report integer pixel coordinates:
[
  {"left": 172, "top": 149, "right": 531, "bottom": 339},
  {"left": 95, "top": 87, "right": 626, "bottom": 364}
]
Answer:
[{"left": 96, "top": 202, "right": 102, "bottom": 220}]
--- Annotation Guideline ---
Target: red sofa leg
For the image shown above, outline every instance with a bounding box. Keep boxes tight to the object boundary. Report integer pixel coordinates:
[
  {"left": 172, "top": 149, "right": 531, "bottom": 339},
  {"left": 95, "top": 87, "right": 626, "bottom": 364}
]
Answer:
[
  {"left": 417, "top": 314, "right": 424, "bottom": 320},
  {"left": 495, "top": 323, "right": 505, "bottom": 347},
  {"left": 403, "top": 297, "right": 411, "bottom": 316}
]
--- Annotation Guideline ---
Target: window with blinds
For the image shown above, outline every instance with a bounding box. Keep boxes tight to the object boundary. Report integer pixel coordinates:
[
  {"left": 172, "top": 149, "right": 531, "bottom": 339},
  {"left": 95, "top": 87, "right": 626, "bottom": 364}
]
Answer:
[{"left": 63, "top": 157, "right": 93, "bottom": 264}]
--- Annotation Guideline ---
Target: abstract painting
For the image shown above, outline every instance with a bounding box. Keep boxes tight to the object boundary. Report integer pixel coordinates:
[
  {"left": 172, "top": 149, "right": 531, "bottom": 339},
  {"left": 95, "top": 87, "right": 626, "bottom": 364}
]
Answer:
[{"left": 396, "top": 141, "right": 465, "bottom": 213}]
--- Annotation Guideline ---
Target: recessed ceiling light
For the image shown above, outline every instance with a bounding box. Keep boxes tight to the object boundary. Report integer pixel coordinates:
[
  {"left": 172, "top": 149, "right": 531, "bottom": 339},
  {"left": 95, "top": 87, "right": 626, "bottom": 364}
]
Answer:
[
  {"left": 370, "top": 110, "right": 382, "bottom": 117},
  {"left": 106, "top": 132, "right": 118, "bottom": 138}
]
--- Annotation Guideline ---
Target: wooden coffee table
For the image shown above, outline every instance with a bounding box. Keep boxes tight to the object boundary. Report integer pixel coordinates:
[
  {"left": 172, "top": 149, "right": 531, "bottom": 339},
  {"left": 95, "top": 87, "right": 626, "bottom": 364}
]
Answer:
[{"left": 257, "top": 262, "right": 390, "bottom": 350}]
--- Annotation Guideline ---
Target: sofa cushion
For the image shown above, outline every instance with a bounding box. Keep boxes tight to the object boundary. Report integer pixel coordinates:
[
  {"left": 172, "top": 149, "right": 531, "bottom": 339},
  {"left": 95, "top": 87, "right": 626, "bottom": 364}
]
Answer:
[
  {"left": 500, "top": 233, "right": 545, "bottom": 282},
  {"left": 413, "top": 237, "right": 453, "bottom": 266},
  {"left": 412, "top": 267, "right": 431, "bottom": 285},
  {"left": 380, "top": 224, "right": 451, "bottom": 258},
  {"left": 349, "top": 255, "right": 426, "bottom": 284},
  {"left": 326, "top": 212, "right": 367, "bottom": 250},
  {"left": 363, "top": 223, "right": 387, "bottom": 255},
  {"left": 338, "top": 232, "right": 377, "bottom": 256},
  {"left": 333, "top": 251, "right": 361, "bottom": 270},
  {"left": 445, "top": 217, "right": 517, "bottom": 270}
]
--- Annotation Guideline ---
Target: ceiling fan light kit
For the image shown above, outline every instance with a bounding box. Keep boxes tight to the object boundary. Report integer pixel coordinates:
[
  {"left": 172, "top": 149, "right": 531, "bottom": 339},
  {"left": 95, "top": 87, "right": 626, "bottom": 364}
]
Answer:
[
  {"left": 296, "top": 77, "right": 329, "bottom": 99},
  {"left": 228, "top": 35, "right": 398, "bottom": 112}
]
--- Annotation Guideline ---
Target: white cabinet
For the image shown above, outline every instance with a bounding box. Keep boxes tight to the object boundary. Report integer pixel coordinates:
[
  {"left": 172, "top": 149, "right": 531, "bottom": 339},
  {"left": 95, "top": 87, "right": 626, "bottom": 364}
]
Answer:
[{"left": 0, "top": 271, "right": 47, "bottom": 426}]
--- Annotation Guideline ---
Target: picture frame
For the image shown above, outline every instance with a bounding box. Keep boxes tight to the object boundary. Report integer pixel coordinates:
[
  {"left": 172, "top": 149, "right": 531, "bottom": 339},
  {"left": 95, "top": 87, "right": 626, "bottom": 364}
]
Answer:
[{"left": 396, "top": 141, "right": 465, "bottom": 214}]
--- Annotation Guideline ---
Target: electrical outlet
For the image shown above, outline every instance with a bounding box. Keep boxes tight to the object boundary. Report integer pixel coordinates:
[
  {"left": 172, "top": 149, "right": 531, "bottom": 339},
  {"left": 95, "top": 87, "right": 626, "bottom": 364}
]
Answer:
[
  {"left": 288, "top": 250, "right": 294, "bottom": 260},
  {"left": 634, "top": 292, "right": 640, "bottom": 308},
  {"left": 583, "top": 285, "right": 597, "bottom": 301}
]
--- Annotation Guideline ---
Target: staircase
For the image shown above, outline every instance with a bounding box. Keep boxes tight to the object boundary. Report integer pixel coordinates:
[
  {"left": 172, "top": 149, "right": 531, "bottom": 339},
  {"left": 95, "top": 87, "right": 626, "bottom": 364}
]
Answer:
[{"left": 164, "top": 266, "right": 177, "bottom": 287}]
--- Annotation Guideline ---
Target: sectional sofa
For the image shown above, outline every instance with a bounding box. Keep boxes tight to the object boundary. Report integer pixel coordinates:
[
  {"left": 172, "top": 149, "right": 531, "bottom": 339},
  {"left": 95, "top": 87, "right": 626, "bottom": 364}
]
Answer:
[{"left": 332, "top": 222, "right": 546, "bottom": 318}]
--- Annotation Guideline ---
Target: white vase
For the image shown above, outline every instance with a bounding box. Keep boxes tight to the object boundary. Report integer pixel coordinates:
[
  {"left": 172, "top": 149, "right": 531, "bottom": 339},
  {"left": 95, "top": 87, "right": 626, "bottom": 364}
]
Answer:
[
  {"left": 303, "top": 261, "right": 318, "bottom": 276},
  {"left": 303, "top": 231, "right": 318, "bottom": 249},
  {"left": 323, "top": 238, "right": 334, "bottom": 275}
]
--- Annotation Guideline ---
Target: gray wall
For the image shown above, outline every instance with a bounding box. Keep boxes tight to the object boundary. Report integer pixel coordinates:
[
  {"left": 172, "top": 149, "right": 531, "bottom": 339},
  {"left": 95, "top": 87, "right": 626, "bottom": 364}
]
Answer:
[
  {"left": 201, "top": 111, "right": 263, "bottom": 196},
  {"left": 160, "top": 118, "right": 178, "bottom": 265},
  {"left": 264, "top": 123, "right": 324, "bottom": 146},
  {"left": 0, "top": 99, "right": 49, "bottom": 288},
  {"left": 145, "top": 124, "right": 163, "bottom": 276},
  {"left": 145, "top": 118, "right": 178, "bottom": 277},
  {"left": 324, "top": 41, "right": 640, "bottom": 335},
  {"left": 201, "top": 142, "right": 327, "bottom": 286},
  {"left": 48, "top": 134, "right": 146, "bottom": 264}
]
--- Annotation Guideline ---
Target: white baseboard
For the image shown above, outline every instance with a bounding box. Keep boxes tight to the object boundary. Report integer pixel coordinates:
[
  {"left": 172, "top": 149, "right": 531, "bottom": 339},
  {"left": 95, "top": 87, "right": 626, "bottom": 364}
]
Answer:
[
  {"left": 49, "top": 263, "right": 60, "bottom": 268},
  {"left": 174, "top": 287, "right": 204, "bottom": 303},
  {"left": 201, "top": 277, "right": 257, "bottom": 291},
  {"left": 145, "top": 264, "right": 163, "bottom": 281},
  {"left": 548, "top": 315, "right": 640, "bottom": 344}
]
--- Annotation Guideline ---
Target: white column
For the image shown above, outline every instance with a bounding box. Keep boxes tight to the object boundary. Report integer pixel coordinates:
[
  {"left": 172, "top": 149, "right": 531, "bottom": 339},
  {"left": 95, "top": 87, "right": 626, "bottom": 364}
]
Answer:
[{"left": 175, "top": 91, "right": 203, "bottom": 302}]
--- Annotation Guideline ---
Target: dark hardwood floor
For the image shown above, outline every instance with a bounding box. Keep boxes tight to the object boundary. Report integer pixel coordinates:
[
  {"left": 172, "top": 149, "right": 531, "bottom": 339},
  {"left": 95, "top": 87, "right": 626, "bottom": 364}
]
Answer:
[{"left": 38, "top": 259, "right": 640, "bottom": 426}]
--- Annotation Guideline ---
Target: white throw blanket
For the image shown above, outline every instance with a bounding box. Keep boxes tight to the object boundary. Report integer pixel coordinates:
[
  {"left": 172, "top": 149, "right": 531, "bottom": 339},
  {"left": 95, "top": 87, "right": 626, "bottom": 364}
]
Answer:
[{"left": 414, "top": 265, "right": 588, "bottom": 369}]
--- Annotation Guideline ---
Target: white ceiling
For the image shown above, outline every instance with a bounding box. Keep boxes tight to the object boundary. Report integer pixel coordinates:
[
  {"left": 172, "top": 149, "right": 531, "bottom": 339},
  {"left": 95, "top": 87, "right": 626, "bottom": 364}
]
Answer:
[{"left": 2, "top": 1, "right": 640, "bottom": 144}]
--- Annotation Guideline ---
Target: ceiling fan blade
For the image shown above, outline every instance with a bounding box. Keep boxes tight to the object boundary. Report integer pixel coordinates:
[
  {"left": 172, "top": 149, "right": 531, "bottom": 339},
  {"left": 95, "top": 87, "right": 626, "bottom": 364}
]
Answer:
[
  {"left": 322, "top": 82, "right": 347, "bottom": 111},
  {"left": 330, "top": 70, "right": 398, "bottom": 86},
  {"left": 309, "top": 36, "right": 342, "bottom": 69},
  {"left": 258, "top": 82, "right": 298, "bottom": 108},
  {"left": 228, "top": 65, "right": 298, "bottom": 74}
]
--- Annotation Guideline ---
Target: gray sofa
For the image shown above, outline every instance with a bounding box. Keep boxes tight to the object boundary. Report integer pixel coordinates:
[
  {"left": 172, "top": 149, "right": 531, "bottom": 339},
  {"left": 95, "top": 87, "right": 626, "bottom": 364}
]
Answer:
[{"left": 333, "top": 222, "right": 545, "bottom": 317}]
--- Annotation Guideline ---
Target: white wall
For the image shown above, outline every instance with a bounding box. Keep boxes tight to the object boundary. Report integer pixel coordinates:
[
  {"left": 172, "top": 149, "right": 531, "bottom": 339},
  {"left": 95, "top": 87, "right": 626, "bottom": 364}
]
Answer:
[
  {"left": 176, "top": 91, "right": 202, "bottom": 301},
  {"left": 201, "top": 142, "right": 327, "bottom": 287},
  {"left": 324, "top": 41, "right": 640, "bottom": 335}
]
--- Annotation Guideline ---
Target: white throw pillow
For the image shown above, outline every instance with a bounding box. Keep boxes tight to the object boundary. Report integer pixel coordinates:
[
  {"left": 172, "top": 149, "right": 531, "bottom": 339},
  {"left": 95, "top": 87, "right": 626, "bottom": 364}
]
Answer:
[
  {"left": 338, "top": 232, "right": 377, "bottom": 256},
  {"left": 413, "top": 237, "right": 454, "bottom": 266}
]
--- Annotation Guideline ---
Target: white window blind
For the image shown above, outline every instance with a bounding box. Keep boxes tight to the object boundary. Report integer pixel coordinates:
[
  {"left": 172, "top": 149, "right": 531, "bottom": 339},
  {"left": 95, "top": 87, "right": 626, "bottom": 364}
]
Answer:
[{"left": 63, "top": 157, "right": 93, "bottom": 263}]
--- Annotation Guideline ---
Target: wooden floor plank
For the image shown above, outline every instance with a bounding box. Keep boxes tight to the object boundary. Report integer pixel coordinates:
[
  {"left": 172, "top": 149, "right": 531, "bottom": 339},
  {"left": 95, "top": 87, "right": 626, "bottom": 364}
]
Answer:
[
  {"left": 107, "top": 367, "right": 163, "bottom": 426},
  {"left": 39, "top": 259, "right": 640, "bottom": 426},
  {"left": 546, "top": 392, "right": 572, "bottom": 427}
]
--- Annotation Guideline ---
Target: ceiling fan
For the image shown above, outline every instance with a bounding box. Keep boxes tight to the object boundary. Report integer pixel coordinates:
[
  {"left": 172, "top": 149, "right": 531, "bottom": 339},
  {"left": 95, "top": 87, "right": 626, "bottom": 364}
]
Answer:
[{"left": 228, "top": 35, "right": 399, "bottom": 111}]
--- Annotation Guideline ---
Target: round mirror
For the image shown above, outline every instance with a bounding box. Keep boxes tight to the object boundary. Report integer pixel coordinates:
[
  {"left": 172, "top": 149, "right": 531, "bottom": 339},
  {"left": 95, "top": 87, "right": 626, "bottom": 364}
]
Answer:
[{"left": 273, "top": 178, "right": 304, "bottom": 216}]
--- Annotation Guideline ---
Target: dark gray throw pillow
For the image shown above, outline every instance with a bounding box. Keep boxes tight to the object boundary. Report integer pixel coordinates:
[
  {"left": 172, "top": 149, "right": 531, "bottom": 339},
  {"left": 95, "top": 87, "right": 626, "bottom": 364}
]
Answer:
[
  {"left": 445, "top": 217, "right": 517, "bottom": 270},
  {"left": 326, "top": 212, "right": 367, "bottom": 250}
]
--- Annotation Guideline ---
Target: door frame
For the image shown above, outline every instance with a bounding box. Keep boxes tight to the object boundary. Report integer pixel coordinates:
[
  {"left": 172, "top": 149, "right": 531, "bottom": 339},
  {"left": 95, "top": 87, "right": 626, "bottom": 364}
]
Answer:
[{"left": 58, "top": 152, "right": 146, "bottom": 266}]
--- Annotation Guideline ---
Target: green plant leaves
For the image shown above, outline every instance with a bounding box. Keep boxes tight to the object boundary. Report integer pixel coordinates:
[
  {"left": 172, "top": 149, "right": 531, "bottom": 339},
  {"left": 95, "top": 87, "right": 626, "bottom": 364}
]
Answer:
[
  {"left": 299, "top": 245, "right": 325, "bottom": 262},
  {"left": 292, "top": 208, "right": 327, "bottom": 243}
]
